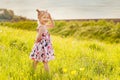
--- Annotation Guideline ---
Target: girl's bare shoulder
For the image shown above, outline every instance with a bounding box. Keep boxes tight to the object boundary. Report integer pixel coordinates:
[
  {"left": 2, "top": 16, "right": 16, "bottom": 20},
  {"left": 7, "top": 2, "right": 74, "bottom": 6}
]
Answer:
[{"left": 39, "top": 26, "right": 46, "bottom": 33}]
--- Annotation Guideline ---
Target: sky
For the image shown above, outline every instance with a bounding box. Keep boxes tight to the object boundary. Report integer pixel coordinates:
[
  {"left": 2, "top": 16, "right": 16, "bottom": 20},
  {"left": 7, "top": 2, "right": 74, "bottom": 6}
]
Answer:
[{"left": 0, "top": 0, "right": 120, "bottom": 20}]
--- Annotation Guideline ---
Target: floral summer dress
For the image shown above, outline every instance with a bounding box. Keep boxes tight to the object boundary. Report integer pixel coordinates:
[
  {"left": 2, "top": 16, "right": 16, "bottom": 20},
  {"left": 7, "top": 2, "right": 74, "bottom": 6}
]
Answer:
[{"left": 29, "top": 25, "right": 55, "bottom": 62}]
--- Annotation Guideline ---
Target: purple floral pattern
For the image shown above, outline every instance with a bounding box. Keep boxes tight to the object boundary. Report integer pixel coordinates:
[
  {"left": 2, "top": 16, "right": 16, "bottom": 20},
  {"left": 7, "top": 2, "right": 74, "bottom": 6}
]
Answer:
[{"left": 30, "top": 29, "right": 55, "bottom": 62}]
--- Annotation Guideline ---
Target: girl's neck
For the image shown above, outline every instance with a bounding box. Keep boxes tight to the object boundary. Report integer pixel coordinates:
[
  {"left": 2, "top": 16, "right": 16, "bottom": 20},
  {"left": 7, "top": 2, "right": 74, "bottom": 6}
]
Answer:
[
  {"left": 37, "top": 20, "right": 48, "bottom": 29},
  {"left": 38, "top": 21, "right": 45, "bottom": 26}
]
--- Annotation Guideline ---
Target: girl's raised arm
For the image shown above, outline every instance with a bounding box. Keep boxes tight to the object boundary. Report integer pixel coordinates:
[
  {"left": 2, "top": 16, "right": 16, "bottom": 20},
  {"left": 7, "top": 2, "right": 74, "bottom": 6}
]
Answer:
[{"left": 46, "top": 13, "right": 55, "bottom": 28}]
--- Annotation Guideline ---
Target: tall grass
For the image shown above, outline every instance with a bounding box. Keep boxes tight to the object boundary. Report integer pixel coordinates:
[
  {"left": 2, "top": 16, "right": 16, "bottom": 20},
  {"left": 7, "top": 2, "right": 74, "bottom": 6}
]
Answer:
[
  {"left": 50, "top": 20, "right": 120, "bottom": 43},
  {"left": 0, "top": 20, "right": 37, "bottom": 31},
  {"left": 0, "top": 26, "right": 120, "bottom": 80},
  {"left": 0, "top": 20, "right": 120, "bottom": 43}
]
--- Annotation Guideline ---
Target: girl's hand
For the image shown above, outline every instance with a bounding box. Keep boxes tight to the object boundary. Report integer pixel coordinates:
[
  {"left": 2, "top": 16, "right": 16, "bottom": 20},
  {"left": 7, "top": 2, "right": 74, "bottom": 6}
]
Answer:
[
  {"left": 36, "top": 28, "right": 39, "bottom": 32},
  {"left": 47, "top": 13, "right": 52, "bottom": 20},
  {"left": 45, "top": 13, "right": 54, "bottom": 27},
  {"left": 35, "top": 36, "right": 42, "bottom": 43}
]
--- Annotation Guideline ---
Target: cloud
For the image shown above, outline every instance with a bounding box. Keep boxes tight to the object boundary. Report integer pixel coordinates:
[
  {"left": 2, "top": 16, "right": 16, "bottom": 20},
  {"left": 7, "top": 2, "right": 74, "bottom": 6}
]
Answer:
[{"left": 0, "top": 0, "right": 120, "bottom": 19}]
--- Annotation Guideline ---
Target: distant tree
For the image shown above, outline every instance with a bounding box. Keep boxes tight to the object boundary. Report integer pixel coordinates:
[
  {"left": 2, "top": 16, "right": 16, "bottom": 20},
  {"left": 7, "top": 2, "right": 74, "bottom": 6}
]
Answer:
[
  {"left": 0, "top": 9, "right": 14, "bottom": 20},
  {"left": 0, "top": 8, "right": 29, "bottom": 22}
]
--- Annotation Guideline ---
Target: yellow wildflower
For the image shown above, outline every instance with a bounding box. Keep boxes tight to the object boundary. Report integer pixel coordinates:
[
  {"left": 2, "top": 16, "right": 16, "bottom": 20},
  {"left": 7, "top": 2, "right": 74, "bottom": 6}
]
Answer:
[
  {"left": 62, "top": 68, "right": 67, "bottom": 73},
  {"left": 80, "top": 68, "right": 85, "bottom": 71},
  {"left": 71, "top": 70, "right": 76, "bottom": 75},
  {"left": 33, "top": 74, "right": 37, "bottom": 77}
]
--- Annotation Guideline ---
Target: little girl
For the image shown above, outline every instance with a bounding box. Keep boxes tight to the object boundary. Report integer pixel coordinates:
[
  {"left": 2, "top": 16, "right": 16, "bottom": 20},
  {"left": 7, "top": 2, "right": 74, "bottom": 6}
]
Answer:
[{"left": 29, "top": 9, "right": 55, "bottom": 72}]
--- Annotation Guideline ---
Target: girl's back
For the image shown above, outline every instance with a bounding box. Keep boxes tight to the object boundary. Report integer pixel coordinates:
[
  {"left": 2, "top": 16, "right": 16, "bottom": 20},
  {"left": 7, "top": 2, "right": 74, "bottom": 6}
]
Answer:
[
  {"left": 29, "top": 9, "right": 55, "bottom": 72},
  {"left": 36, "top": 25, "right": 47, "bottom": 42}
]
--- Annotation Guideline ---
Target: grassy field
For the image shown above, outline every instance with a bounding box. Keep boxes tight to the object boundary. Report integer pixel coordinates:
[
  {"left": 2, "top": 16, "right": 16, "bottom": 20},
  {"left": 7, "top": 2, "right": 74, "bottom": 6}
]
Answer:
[
  {"left": 0, "top": 25, "right": 120, "bottom": 80},
  {"left": 1, "top": 20, "right": 120, "bottom": 43}
]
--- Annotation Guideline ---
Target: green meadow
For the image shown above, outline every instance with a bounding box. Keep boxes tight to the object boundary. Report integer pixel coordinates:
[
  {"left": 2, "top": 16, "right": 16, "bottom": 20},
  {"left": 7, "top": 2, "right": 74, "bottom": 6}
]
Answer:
[{"left": 0, "top": 20, "right": 120, "bottom": 80}]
